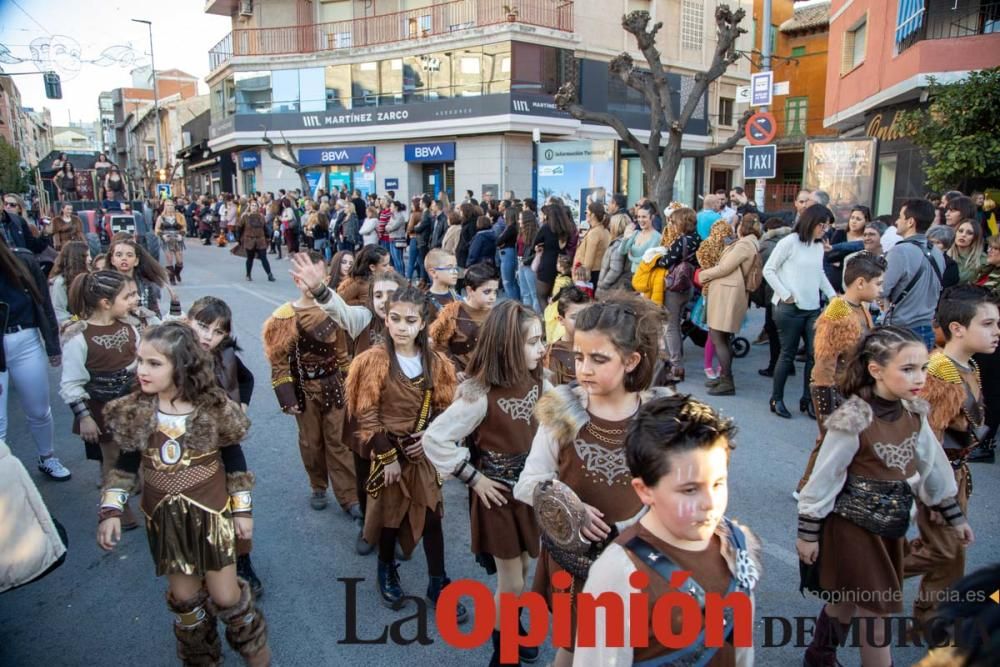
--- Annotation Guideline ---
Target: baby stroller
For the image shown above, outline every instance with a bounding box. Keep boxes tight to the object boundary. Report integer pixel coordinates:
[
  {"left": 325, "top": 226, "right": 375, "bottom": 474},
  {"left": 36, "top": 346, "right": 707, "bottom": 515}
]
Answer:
[{"left": 679, "top": 290, "right": 750, "bottom": 358}]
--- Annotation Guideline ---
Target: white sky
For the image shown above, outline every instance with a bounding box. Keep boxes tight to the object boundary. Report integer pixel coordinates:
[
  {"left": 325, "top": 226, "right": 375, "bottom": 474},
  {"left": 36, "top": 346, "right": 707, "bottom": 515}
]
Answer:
[{"left": 0, "top": 0, "right": 231, "bottom": 125}]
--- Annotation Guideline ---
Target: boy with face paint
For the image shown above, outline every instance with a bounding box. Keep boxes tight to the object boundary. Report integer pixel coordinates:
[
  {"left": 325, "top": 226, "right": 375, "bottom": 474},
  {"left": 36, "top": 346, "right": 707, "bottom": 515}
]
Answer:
[
  {"left": 574, "top": 395, "right": 760, "bottom": 666},
  {"left": 262, "top": 251, "right": 360, "bottom": 521},
  {"left": 430, "top": 261, "right": 500, "bottom": 377},
  {"left": 287, "top": 253, "right": 408, "bottom": 555},
  {"left": 904, "top": 285, "right": 998, "bottom": 625}
]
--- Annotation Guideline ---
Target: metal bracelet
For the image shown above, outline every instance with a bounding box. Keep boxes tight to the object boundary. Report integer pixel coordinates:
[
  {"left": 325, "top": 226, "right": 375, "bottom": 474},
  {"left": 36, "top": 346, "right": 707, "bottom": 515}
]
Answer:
[
  {"left": 100, "top": 487, "right": 129, "bottom": 512},
  {"left": 230, "top": 491, "right": 253, "bottom": 513}
]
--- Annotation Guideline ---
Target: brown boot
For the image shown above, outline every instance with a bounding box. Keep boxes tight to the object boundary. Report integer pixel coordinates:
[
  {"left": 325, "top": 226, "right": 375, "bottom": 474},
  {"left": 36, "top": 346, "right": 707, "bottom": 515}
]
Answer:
[
  {"left": 175, "top": 263, "right": 183, "bottom": 283},
  {"left": 803, "top": 607, "right": 847, "bottom": 667},
  {"left": 167, "top": 588, "right": 222, "bottom": 666},
  {"left": 213, "top": 579, "right": 271, "bottom": 667}
]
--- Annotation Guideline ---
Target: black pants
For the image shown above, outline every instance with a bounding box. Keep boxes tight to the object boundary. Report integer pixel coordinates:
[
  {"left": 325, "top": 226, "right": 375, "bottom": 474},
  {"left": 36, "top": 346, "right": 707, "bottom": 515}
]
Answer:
[
  {"left": 245, "top": 248, "right": 272, "bottom": 278},
  {"left": 764, "top": 301, "right": 780, "bottom": 371},
  {"left": 378, "top": 509, "right": 445, "bottom": 576},
  {"left": 772, "top": 302, "right": 818, "bottom": 403}
]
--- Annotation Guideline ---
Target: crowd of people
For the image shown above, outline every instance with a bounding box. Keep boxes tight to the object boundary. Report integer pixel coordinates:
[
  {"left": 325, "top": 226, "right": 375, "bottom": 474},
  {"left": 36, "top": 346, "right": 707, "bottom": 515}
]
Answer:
[{"left": 1, "top": 178, "right": 997, "bottom": 667}]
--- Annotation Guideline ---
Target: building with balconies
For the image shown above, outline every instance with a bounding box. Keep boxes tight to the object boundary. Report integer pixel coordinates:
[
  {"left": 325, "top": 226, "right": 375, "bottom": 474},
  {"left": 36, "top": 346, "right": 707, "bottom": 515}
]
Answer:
[
  {"left": 202, "top": 0, "right": 753, "bottom": 209},
  {"left": 825, "top": 0, "right": 1000, "bottom": 215}
]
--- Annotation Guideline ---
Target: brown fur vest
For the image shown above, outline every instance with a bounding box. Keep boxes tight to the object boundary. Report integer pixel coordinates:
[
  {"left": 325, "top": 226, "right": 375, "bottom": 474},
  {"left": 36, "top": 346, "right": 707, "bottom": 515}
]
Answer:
[
  {"left": 428, "top": 300, "right": 462, "bottom": 352},
  {"left": 825, "top": 395, "right": 930, "bottom": 433},
  {"left": 534, "top": 383, "right": 675, "bottom": 448}
]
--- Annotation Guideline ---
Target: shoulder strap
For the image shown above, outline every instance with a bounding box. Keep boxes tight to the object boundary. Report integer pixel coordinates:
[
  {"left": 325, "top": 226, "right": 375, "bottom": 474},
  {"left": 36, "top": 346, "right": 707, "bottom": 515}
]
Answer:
[{"left": 886, "top": 240, "right": 941, "bottom": 320}]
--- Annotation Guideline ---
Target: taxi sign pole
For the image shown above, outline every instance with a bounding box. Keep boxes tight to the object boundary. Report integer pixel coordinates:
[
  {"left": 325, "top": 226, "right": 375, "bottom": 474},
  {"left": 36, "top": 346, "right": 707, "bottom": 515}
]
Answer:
[{"left": 755, "top": 0, "right": 773, "bottom": 209}]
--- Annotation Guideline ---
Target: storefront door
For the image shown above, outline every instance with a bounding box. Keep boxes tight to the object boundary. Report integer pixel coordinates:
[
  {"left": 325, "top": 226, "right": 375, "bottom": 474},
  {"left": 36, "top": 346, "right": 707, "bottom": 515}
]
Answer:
[{"left": 421, "top": 163, "right": 454, "bottom": 200}]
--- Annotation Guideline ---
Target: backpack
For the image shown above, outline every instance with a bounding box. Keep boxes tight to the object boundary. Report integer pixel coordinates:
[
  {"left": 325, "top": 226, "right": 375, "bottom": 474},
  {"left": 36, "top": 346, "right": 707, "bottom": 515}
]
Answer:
[{"left": 743, "top": 252, "right": 763, "bottom": 293}]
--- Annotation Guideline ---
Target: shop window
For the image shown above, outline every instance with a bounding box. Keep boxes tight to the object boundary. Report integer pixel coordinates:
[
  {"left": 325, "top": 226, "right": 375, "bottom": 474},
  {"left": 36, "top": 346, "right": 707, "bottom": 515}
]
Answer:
[
  {"left": 681, "top": 0, "right": 704, "bottom": 51},
  {"left": 325, "top": 64, "right": 351, "bottom": 110},
  {"left": 785, "top": 96, "right": 807, "bottom": 136},
  {"left": 719, "top": 97, "right": 734, "bottom": 126},
  {"left": 300, "top": 68, "right": 326, "bottom": 112},
  {"left": 380, "top": 59, "right": 404, "bottom": 105},
  {"left": 235, "top": 71, "right": 270, "bottom": 114},
  {"left": 483, "top": 42, "right": 511, "bottom": 94},
  {"left": 876, "top": 155, "right": 897, "bottom": 217},
  {"left": 841, "top": 16, "right": 867, "bottom": 74}
]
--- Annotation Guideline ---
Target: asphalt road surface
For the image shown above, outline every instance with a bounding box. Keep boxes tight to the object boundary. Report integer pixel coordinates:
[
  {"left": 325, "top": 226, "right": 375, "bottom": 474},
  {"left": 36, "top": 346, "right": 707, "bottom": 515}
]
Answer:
[{"left": 3, "top": 242, "right": 998, "bottom": 666}]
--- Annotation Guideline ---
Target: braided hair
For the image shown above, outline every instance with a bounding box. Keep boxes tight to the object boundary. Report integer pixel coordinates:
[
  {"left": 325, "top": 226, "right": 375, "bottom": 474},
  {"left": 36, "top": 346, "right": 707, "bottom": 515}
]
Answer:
[
  {"left": 67, "top": 270, "right": 132, "bottom": 319},
  {"left": 575, "top": 290, "right": 664, "bottom": 392},
  {"left": 383, "top": 285, "right": 436, "bottom": 390},
  {"left": 837, "top": 326, "right": 925, "bottom": 401},
  {"left": 626, "top": 394, "right": 736, "bottom": 487}
]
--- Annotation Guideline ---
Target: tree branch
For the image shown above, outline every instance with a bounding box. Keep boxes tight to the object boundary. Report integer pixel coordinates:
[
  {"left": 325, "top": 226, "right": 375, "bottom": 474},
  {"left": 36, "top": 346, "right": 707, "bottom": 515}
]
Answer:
[
  {"left": 261, "top": 127, "right": 302, "bottom": 171},
  {"left": 621, "top": 11, "right": 674, "bottom": 125},
  {"left": 681, "top": 108, "right": 751, "bottom": 158},
  {"left": 555, "top": 83, "right": 654, "bottom": 167},
  {"left": 678, "top": 5, "right": 746, "bottom": 130}
]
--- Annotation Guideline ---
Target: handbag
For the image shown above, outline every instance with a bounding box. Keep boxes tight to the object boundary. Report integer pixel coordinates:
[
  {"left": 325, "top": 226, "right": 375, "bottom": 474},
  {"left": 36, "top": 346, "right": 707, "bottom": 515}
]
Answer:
[{"left": 664, "top": 236, "right": 694, "bottom": 292}]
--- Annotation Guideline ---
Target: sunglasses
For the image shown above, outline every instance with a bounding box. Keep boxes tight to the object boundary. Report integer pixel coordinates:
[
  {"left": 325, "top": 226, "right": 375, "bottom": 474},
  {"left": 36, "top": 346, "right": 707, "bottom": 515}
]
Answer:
[{"left": 4, "top": 201, "right": 18, "bottom": 208}]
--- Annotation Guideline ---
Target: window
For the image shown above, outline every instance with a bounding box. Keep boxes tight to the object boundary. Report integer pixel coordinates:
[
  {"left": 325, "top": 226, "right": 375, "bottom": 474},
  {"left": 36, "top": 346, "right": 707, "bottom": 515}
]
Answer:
[
  {"left": 842, "top": 17, "right": 867, "bottom": 73},
  {"left": 785, "top": 96, "right": 807, "bottom": 136},
  {"left": 145, "top": 145, "right": 155, "bottom": 161},
  {"left": 681, "top": 0, "right": 704, "bottom": 51},
  {"left": 719, "top": 96, "right": 734, "bottom": 126},
  {"left": 271, "top": 69, "right": 300, "bottom": 113},
  {"left": 234, "top": 71, "right": 270, "bottom": 114},
  {"left": 325, "top": 64, "right": 351, "bottom": 110},
  {"left": 351, "top": 61, "right": 380, "bottom": 107},
  {"left": 299, "top": 68, "right": 326, "bottom": 112},
  {"left": 791, "top": 45, "right": 806, "bottom": 57},
  {"left": 769, "top": 24, "right": 777, "bottom": 53},
  {"left": 380, "top": 59, "right": 403, "bottom": 105}
]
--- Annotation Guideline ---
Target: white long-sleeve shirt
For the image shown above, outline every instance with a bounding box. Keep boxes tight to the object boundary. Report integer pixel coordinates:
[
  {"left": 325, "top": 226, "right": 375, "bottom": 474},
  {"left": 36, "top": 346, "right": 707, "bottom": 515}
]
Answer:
[{"left": 762, "top": 233, "right": 836, "bottom": 310}]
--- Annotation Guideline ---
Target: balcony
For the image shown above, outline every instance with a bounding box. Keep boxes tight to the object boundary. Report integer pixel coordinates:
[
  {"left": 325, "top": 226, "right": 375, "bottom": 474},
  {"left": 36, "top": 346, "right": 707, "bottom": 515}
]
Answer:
[
  {"left": 897, "top": 0, "right": 1000, "bottom": 53},
  {"left": 208, "top": 0, "right": 573, "bottom": 72}
]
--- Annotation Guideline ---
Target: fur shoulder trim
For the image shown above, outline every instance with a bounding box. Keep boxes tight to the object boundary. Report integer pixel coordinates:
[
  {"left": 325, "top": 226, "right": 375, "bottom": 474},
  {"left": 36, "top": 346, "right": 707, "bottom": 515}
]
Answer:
[
  {"left": 814, "top": 304, "right": 863, "bottom": 362},
  {"left": 345, "top": 346, "right": 391, "bottom": 419},
  {"left": 927, "top": 351, "right": 962, "bottom": 384},
  {"left": 902, "top": 398, "right": 931, "bottom": 416},
  {"left": 824, "top": 395, "right": 873, "bottom": 433},
  {"left": 455, "top": 377, "right": 489, "bottom": 403},
  {"left": 270, "top": 302, "right": 295, "bottom": 320},
  {"left": 262, "top": 306, "right": 297, "bottom": 365},
  {"left": 104, "top": 393, "right": 157, "bottom": 452},
  {"left": 59, "top": 318, "right": 86, "bottom": 345},
  {"left": 921, "top": 374, "right": 965, "bottom": 432},
  {"left": 640, "top": 386, "right": 677, "bottom": 402},
  {"left": 429, "top": 300, "right": 462, "bottom": 350},
  {"left": 431, "top": 351, "right": 458, "bottom": 409},
  {"left": 534, "top": 383, "right": 589, "bottom": 446}
]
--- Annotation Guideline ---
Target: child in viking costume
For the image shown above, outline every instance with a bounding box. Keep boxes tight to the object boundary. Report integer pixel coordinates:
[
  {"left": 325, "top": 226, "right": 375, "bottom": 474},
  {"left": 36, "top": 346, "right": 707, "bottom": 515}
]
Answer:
[
  {"left": 287, "top": 252, "right": 409, "bottom": 555},
  {"left": 796, "top": 326, "right": 973, "bottom": 667},
  {"left": 430, "top": 261, "right": 499, "bottom": 376},
  {"left": 97, "top": 322, "right": 271, "bottom": 666},
  {"left": 109, "top": 237, "right": 176, "bottom": 319},
  {"left": 904, "top": 285, "right": 996, "bottom": 626},
  {"left": 576, "top": 395, "right": 761, "bottom": 666},
  {"left": 60, "top": 271, "right": 141, "bottom": 527},
  {"left": 513, "top": 292, "right": 673, "bottom": 667},
  {"left": 423, "top": 300, "right": 549, "bottom": 665},
  {"left": 543, "top": 286, "right": 591, "bottom": 386},
  {"left": 188, "top": 296, "right": 263, "bottom": 597},
  {"left": 797, "top": 253, "right": 884, "bottom": 493},
  {"left": 262, "top": 251, "right": 360, "bottom": 518},
  {"left": 344, "top": 286, "right": 467, "bottom": 623}
]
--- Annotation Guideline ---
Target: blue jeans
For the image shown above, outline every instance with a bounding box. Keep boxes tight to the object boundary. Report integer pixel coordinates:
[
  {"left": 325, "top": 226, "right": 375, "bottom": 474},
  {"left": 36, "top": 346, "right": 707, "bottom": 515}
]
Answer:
[
  {"left": 407, "top": 239, "right": 427, "bottom": 283},
  {"left": 500, "top": 248, "right": 521, "bottom": 302},
  {"left": 911, "top": 324, "right": 936, "bottom": 351},
  {"left": 388, "top": 241, "right": 405, "bottom": 274},
  {"left": 518, "top": 264, "right": 541, "bottom": 314}
]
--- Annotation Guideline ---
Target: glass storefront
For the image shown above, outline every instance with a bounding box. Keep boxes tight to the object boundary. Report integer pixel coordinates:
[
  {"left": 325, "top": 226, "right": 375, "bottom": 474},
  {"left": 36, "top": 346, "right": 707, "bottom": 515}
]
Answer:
[{"left": 619, "top": 156, "right": 696, "bottom": 208}]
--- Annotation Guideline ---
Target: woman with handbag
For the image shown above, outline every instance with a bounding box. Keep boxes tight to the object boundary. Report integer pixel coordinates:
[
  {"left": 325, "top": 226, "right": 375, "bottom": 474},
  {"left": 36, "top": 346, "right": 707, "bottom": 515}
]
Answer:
[
  {"left": 696, "top": 215, "right": 762, "bottom": 396},
  {"left": 659, "top": 207, "right": 701, "bottom": 382}
]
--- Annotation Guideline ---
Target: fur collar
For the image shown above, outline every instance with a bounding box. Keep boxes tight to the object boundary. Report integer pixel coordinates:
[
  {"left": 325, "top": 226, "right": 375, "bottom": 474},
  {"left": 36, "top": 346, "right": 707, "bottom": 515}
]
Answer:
[
  {"left": 761, "top": 227, "right": 791, "bottom": 242},
  {"left": 534, "top": 383, "right": 674, "bottom": 446},
  {"left": 104, "top": 390, "right": 249, "bottom": 453},
  {"left": 825, "top": 395, "right": 930, "bottom": 432}
]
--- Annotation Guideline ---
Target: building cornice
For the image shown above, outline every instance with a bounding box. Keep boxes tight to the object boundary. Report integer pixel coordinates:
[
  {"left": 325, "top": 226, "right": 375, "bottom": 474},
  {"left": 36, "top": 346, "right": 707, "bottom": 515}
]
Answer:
[{"left": 823, "top": 70, "right": 972, "bottom": 130}]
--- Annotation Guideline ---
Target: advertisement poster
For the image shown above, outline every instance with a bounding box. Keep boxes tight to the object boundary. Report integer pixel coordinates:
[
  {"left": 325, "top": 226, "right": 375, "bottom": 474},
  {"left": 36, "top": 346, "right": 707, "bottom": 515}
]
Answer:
[
  {"left": 803, "top": 138, "right": 877, "bottom": 225},
  {"left": 536, "top": 140, "right": 615, "bottom": 224}
]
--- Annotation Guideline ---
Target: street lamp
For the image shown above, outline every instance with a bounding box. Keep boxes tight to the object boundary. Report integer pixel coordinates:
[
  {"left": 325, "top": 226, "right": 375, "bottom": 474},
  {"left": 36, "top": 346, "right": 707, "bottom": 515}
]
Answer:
[{"left": 131, "top": 18, "right": 162, "bottom": 170}]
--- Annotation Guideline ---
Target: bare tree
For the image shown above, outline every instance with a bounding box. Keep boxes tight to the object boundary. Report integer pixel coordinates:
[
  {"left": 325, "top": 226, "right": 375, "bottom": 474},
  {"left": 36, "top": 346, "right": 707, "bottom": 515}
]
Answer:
[
  {"left": 555, "top": 7, "right": 752, "bottom": 208},
  {"left": 260, "top": 127, "right": 312, "bottom": 195}
]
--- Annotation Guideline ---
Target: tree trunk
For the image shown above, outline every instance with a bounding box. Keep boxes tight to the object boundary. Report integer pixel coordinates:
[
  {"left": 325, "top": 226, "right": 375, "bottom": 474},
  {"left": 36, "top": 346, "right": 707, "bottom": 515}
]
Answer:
[
  {"left": 649, "top": 143, "right": 683, "bottom": 210},
  {"left": 295, "top": 169, "right": 311, "bottom": 197}
]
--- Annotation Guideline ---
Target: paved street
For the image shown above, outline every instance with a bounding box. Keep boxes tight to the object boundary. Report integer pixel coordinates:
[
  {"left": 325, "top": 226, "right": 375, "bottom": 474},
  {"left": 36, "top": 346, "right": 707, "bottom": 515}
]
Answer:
[{"left": 2, "top": 242, "right": 998, "bottom": 667}]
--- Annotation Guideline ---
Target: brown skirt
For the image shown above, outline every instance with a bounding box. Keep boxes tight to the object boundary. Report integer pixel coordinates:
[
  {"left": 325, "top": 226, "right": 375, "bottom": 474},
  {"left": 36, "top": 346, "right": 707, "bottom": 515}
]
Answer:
[
  {"left": 470, "top": 489, "right": 540, "bottom": 559},
  {"left": 362, "top": 456, "right": 442, "bottom": 556},
  {"left": 343, "top": 413, "right": 370, "bottom": 459},
  {"left": 143, "top": 494, "right": 236, "bottom": 577},
  {"left": 819, "top": 513, "right": 905, "bottom": 614}
]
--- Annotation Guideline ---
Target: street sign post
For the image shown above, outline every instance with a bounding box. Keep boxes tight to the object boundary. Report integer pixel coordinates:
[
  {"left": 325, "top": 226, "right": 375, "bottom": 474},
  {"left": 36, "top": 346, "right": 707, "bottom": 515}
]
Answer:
[
  {"left": 743, "top": 145, "right": 777, "bottom": 180},
  {"left": 736, "top": 81, "right": 788, "bottom": 104},
  {"left": 745, "top": 111, "right": 778, "bottom": 145},
  {"left": 750, "top": 71, "right": 774, "bottom": 107}
]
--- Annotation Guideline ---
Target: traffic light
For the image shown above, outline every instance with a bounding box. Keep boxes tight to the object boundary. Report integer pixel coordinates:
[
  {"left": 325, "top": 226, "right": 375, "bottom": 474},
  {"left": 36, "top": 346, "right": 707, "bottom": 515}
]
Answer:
[
  {"left": 158, "top": 168, "right": 167, "bottom": 182},
  {"left": 44, "top": 71, "right": 62, "bottom": 100}
]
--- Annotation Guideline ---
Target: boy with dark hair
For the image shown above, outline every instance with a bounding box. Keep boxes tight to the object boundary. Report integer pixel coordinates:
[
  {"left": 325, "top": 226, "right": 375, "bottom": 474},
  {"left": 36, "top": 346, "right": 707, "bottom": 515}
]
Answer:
[
  {"left": 430, "top": 262, "right": 499, "bottom": 375},
  {"left": 904, "top": 285, "right": 998, "bottom": 626},
  {"left": 262, "top": 250, "right": 361, "bottom": 518},
  {"left": 577, "top": 395, "right": 760, "bottom": 665},
  {"left": 543, "top": 285, "right": 591, "bottom": 385},
  {"left": 797, "top": 252, "right": 885, "bottom": 494}
]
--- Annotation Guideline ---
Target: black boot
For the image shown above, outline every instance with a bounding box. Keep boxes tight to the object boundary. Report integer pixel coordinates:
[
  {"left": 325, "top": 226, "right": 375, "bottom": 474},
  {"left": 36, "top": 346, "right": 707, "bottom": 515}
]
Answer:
[
  {"left": 803, "top": 607, "right": 847, "bottom": 667},
  {"left": 174, "top": 263, "right": 183, "bottom": 283},
  {"left": 517, "top": 611, "right": 539, "bottom": 663},
  {"left": 426, "top": 575, "right": 468, "bottom": 624},
  {"left": 267, "top": 273, "right": 276, "bottom": 282},
  {"left": 167, "top": 265, "right": 177, "bottom": 285},
  {"left": 377, "top": 559, "right": 404, "bottom": 609},
  {"left": 488, "top": 628, "right": 521, "bottom": 667},
  {"left": 237, "top": 553, "right": 264, "bottom": 599}
]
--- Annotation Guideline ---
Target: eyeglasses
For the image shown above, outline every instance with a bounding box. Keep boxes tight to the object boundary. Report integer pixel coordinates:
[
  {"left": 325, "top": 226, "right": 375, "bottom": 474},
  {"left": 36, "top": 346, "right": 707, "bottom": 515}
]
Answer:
[
  {"left": 433, "top": 265, "right": 458, "bottom": 272},
  {"left": 3, "top": 201, "right": 18, "bottom": 208}
]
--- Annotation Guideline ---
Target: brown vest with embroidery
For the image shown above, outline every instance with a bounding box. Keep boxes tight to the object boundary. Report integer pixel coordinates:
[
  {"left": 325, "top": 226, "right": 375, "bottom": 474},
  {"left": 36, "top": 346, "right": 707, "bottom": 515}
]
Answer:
[
  {"left": 85, "top": 322, "right": 137, "bottom": 372},
  {"left": 141, "top": 417, "right": 227, "bottom": 518},
  {"left": 850, "top": 404, "right": 920, "bottom": 481},
  {"left": 475, "top": 376, "right": 543, "bottom": 456},
  {"left": 557, "top": 413, "right": 642, "bottom": 524},
  {"left": 448, "top": 304, "right": 488, "bottom": 371},
  {"left": 545, "top": 340, "right": 576, "bottom": 385}
]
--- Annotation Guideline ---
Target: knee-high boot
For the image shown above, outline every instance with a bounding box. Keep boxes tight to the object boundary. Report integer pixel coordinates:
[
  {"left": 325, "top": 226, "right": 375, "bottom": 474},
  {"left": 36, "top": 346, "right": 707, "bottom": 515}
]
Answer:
[
  {"left": 212, "top": 579, "right": 271, "bottom": 667},
  {"left": 167, "top": 588, "right": 222, "bottom": 666},
  {"left": 803, "top": 606, "right": 848, "bottom": 667},
  {"left": 174, "top": 263, "right": 184, "bottom": 283},
  {"left": 166, "top": 265, "right": 177, "bottom": 285}
]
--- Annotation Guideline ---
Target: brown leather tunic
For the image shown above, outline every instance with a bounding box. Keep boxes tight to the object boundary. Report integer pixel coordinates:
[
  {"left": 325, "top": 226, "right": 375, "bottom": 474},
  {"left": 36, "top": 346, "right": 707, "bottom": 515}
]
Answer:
[
  {"left": 273, "top": 305, "right": 351, "bottom": 411},
  {"left": 76, "top": 322, "right": 137, "bottom": 440},
  {"left": 238, "top": 213, "right": 269, "bottom": 251},
  {"left": 446, "top": 304, "right": 489, "bottom": 373},
  {"left": 544, "top": 339, "right": 576, "bottom": 385}
]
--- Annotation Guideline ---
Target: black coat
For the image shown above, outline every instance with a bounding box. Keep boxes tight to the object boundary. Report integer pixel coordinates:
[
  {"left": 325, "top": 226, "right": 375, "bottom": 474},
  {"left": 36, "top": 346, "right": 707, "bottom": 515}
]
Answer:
[
  {"left": 414, "top": 209, "right": 434, "bottom": 249},
  {"left": 431, "top": 212, "right": 448, "bottom": 249},
  {"left": 1, "top": 210, "right": 49, "bottom": 254},
  {"left": 0, "top": 247, "right": 60, "bottom": 371}
]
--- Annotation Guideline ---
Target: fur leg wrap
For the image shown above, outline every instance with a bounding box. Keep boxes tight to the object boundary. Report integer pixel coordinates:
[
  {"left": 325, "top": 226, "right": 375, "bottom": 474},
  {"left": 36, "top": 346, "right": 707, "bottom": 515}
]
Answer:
[
  {"left": 167, "top": 588, "right": 222, "bottom": 667},
  {"left": 213, "top": 579, "right": 271, "bottom": 666}
]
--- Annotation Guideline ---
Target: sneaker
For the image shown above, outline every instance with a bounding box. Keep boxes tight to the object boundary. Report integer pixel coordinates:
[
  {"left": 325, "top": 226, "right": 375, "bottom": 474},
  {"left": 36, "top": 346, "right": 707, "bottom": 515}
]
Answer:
[
  {"left": 355, "top": 524, "right": 374, "bottom": 556},
  {"left": 310, "top": 490, "right": 329, "bottom": 510},
  {"left": 792, "top": 490, "right": 800, "bottom": 501},
  {"left": 704, "top": 368, "right": 719, "bottom": 380},
  {"left": 38, "top": 456, "right": 71, "bottom": 481}
]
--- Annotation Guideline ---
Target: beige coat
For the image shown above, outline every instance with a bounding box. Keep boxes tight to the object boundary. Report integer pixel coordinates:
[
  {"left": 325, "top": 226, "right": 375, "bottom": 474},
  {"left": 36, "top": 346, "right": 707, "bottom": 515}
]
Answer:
[
  {"left": 0, "top": 440, "right": 66, "bottom": 592},
  {"left": 575, "top": 224, "right": 611, "bottom": 272},
  {"left": 698, "top": 235, "right": 759, "bottom": 334}
]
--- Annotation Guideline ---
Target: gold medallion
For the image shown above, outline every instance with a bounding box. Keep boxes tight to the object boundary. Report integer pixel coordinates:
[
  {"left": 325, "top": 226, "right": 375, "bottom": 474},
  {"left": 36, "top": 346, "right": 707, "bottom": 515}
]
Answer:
[{"left": 160, "top": 439, "right": 182, "bottom": 465}]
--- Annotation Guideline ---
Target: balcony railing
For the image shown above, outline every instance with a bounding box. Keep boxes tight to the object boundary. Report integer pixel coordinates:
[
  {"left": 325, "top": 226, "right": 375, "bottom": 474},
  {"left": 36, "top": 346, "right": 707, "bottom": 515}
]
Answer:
[
  {"left": 897, "top": 1, "right": 999, "bottom": 53},
  {"left": 208, "top": 0, "right": 573, "bottom": 72}
]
